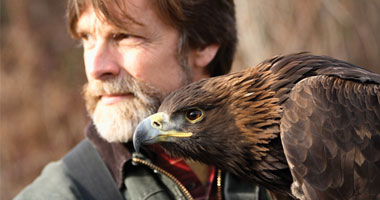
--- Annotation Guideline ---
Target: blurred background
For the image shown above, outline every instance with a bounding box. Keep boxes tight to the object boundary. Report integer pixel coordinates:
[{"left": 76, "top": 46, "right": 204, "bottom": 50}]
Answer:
[{"left": 1, "top": 0, "right": 379, "bottom": 199}]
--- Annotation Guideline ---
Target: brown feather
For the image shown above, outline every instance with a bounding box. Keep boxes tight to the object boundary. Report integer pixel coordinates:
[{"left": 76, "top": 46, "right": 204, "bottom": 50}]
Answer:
[{"left": 154, "top": 53, "right": 380, "bottom": 199}]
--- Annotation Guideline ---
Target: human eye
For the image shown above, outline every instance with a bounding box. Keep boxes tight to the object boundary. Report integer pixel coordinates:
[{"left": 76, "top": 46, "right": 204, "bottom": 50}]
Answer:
[
  {"left": 112, "top": 32, "right": 144, "bottom": 46},
  {"left": 78, "top": 32, "right": 95, "bottom": 49},
  {"left": 112, "top": 33, "right": 132, "bottom": 41},
  {"left": 78, "top": 32, "right": 90, "bottom": 42}
]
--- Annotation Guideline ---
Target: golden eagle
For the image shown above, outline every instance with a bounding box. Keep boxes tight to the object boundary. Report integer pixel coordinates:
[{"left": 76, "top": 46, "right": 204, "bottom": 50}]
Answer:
[{"left": 133, "top": 53, "right": 380, "bottom": 199}]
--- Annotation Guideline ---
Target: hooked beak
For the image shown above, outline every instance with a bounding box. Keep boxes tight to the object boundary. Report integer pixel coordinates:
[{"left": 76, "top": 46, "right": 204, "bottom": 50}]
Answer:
[{"left": 133, "top": 112, "right": 193, "bottom": 153}]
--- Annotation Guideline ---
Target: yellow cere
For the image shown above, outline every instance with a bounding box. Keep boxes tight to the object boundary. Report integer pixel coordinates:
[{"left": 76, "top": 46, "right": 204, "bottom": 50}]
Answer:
[
  {"left": 161, "top": 130, "right": 193, "bottom": 138},
  {"left": 150, "top": 112, "right": 163, "bottom": 127}
]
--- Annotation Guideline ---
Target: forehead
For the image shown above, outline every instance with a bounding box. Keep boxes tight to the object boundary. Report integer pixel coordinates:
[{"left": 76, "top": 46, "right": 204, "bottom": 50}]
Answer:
[{"left": 75, "top": 0, "right": 162, "bottom": 32}]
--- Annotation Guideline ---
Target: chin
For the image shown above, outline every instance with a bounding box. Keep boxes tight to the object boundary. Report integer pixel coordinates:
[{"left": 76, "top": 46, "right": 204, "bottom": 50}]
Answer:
[{"left": 92, "top": 99, "right": 158, "bottom": 143}]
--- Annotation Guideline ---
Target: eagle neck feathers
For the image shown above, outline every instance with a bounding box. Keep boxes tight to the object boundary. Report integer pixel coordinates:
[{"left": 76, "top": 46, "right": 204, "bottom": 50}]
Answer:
[{"left": 229, "top": 66, "right": 283, "bottom": 160}]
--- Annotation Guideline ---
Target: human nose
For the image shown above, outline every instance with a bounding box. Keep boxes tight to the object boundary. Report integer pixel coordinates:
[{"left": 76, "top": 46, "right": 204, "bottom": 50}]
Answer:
[{"left": 84, "top": 42, "right": 121, "bottom": 80}]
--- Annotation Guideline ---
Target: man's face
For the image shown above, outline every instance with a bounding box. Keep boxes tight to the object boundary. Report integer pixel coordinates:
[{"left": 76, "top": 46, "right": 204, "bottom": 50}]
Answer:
[{"left": 76, "top": 0, "right": 192, "bottom": 142}]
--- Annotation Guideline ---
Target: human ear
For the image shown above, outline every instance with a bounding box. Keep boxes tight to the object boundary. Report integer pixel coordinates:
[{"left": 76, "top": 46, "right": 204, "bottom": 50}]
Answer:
[
  {"left": 192, "top": 44, "right": 219, "bottom": 68},
  {"left": 187, "top": 44, "right": 219, "bottom": 81}
]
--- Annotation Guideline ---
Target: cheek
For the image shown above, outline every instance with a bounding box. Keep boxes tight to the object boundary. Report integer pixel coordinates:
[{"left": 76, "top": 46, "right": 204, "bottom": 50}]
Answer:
[
  {"left": 124, "top": 50, "right": 185, "bottom": 95},
  {"left": 83, "top": 51, "right": 93, "bottom": 80},
  {"left": 154, "top": 64, "right": 186, "bottom": 94}
]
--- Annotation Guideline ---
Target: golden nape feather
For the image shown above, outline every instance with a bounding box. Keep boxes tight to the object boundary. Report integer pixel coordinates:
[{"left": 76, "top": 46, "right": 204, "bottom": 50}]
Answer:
[{"left": 133, "top": 53, "right": 380, "bottom": 200}]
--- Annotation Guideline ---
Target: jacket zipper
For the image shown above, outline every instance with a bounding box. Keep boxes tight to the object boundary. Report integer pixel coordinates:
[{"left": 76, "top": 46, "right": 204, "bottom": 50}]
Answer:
[
  {"left": 217, "top": 169, "right": 222, "bottom": 200},
  {"left": 132, "top": 156, "right": 223, "bottom": 200},
  {"left": 132, "top": 156, "right": 195, "bottom": 200}
]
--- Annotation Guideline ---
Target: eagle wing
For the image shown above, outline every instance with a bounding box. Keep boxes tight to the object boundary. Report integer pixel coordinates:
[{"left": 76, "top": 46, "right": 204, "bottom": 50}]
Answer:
[{"left": 280, "top": 74, "right": 380, "bottom": 199}]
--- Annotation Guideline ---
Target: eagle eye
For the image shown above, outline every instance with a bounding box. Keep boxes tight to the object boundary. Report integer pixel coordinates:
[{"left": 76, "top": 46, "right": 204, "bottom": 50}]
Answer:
[{"left": 185, "top": 108, "right": 204, "bottom": 123}]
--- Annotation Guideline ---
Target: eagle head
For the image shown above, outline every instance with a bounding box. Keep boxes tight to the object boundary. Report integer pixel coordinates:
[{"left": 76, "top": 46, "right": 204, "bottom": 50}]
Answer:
[{"left": 133, "top": 68, "right": 282, "bottom": 176}]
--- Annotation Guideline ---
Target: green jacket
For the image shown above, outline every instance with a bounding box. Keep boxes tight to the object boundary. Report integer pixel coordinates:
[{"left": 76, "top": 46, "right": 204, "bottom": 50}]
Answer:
[{"left": 15, "top": 124, "right": 267, "bottom": 200}]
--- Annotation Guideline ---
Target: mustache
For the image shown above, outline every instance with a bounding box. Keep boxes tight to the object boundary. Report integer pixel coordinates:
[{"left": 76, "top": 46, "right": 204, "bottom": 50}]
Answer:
[
  {"left": 84, "top": 77, "right": 137, "bottom": 98},
  {"left": 84, "top": 75, "right": 163, "bottom": 99},
  {"left": 82, "top": 75, "right": 164, "bottom": 113}
]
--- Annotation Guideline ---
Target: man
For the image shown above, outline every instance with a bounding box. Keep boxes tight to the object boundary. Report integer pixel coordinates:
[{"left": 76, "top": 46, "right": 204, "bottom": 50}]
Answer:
[{"left": 15, "top": 0, "right": 266, "bottom": 199}]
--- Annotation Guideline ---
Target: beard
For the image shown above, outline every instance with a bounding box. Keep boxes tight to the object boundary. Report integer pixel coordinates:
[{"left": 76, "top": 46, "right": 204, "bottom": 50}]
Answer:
[{"left": 83, "top": 74, "right": 166, "bottom": 143}]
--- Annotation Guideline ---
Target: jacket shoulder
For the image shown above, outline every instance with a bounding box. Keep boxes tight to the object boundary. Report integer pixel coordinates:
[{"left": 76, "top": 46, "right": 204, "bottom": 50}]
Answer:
[{"left": 14, "top": 160, "right": 82, "bottom": 200}]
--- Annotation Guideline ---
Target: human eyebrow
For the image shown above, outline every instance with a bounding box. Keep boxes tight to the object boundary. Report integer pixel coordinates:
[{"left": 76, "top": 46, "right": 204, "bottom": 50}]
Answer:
[
  {"left": 111, "top": 24, "right": 146, "bottom": 39},
  {"left": 114, "top": 22, "right": 144, "bottom": 33}
]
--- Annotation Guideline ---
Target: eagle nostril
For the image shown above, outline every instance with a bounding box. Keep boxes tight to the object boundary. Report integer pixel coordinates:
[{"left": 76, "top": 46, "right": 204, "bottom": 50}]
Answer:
[{"left": 152, "top": 121, "right": 161, "bottom": 129}]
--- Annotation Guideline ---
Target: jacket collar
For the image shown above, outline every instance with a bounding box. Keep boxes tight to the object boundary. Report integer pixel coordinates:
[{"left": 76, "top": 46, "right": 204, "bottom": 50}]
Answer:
[{"left": 85, "top": 122, "right": 132, "bottom": 188}]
